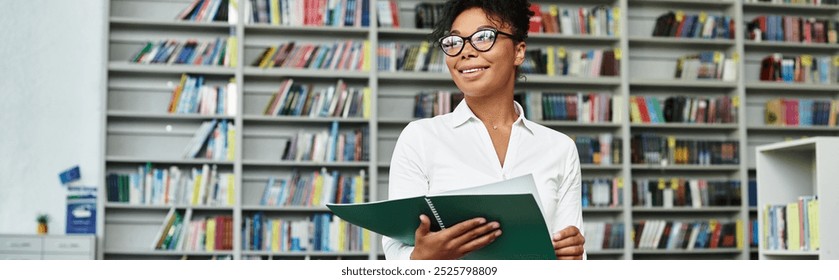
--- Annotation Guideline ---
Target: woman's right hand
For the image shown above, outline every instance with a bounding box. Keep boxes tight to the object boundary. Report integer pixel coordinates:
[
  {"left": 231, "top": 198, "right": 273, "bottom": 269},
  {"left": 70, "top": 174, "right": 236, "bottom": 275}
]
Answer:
[{"left": 409, "top": 214, "right": 502, "bottom": 260}]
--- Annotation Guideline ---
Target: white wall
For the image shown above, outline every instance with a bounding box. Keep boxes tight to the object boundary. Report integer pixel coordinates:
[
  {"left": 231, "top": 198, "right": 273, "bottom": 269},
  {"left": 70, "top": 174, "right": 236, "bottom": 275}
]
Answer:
[{"left": 0, "top": 0, "right": 105, "bottom": 234}]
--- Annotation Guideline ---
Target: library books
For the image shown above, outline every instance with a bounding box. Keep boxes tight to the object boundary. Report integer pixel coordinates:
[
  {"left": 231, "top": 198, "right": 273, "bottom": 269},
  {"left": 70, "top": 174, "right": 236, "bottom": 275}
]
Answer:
[
  {"left": 155, "top": 211, "right": 234, "bottom": 252},
  {"left": 413, "top": 91, "right": 463, "bottom": 118},
  {"left": 519, "top": 91, "right": 621, "bottom": 123},
  {"left": 573, "top": 134, "right": 622, "bottom": 166},
  {"left": 632, "top": 179, "right": 741, "bottom": 208},
  {"left": 377, "top": 41, "right": 445, "bottom": 73},
  {"left": 630, "top": 134, "right": 739, "bottom": 165},
  {"left": 521, "top": 48, "right": 620, "bottom": 77},
  {"left": 263, "top": 79, "right": 370, "bottom": 119},
  {"left": 244, "top": 212, "right": 369, "bottom": 252},
  {"left": 327, "top": 174, "right": 556, "bottom": 260},
  {"left": 747, "top": 15, "right": 838, "bottom": 44},
  {"left": 759, "top": 53, "right": 836, "bottom": 84},
  {"left": 652, "top": 11, "right": 735, "bottom": 39},
  {"left": 674, "top": 51, "right": 736, "bottom": 81},
  {"left": 413, "top": 2, "right": 445, "bottom": 29},
  {"left": 581, "top": 178, "right": 622, "bottom": 208},
  {"left": 130, "top": 38, "right": 235, "bottom": 67},
  {"left": 246, "top": 0, "right": 370, "bottom": 27},
  {"left": 168, "top": 74, "right": 238, "bottom": 116},
  {"left": 529, "top": 4, "right": 619, "bottom": 37},
  {"left": 375, "top": 0, "right": 400, "bottom": 28},
  {"left": 764, "top": 196, "right": 819, "bottom": 251},
  {"left": 583, "top": 222, "right": 624, "bottom": 251},
  {"left": 259, "top": 168, "right": 365, "bottom": 207},
  {"left": 252, "top": 41, "right": 370, "bottom": 71},
  {"left": 764, "top": 98, "right": 839, "bottom": 127},
  {"left": 106, "top": 163, "right": 235, "bottom": 206},
  {"left": 744, "top": 0, "right": 839, "bottom": 5},
  {"left": 280, "top": 122, "right": 369, "bottom": 162},
  {"left": 177, "top": 0, "right": 235, "bottom": 23},
  {"left": 629, "top": 96, "right": 737, "bottom": 124},
  {"left": 182, "top": 119, "right": 236, "bottom": 160},
  {"left": 633, "top": 219, "right": 742, "bottom": 250}
]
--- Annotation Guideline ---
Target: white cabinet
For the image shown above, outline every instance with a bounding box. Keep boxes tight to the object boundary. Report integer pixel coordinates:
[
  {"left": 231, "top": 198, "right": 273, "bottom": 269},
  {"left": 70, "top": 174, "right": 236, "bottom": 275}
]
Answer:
[
  {"left": 756, "top": 137, "right": 839, "bottom": 260},
  {"left": 0, "top": 235, "right": 95, "bottom": 260}
]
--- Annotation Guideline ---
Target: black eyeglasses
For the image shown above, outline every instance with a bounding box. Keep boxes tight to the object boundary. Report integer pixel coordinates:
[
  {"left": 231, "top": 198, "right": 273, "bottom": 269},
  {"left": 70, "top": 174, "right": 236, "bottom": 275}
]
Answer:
[{"left": 438, "top": 29, "right": 516, "bottom": 57}]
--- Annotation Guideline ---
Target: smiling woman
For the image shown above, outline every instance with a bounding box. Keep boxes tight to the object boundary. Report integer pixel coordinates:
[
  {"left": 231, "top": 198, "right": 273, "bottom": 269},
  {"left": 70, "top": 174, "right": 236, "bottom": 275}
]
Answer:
[{"left": 383, "top": 0, "right": 586, "bottom": 260}]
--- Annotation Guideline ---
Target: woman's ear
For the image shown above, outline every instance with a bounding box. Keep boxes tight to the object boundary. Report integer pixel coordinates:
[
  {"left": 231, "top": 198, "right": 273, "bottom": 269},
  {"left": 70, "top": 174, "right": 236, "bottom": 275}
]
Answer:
[{"left": 514, "top": 41, "right": 526, "bottom": 66}]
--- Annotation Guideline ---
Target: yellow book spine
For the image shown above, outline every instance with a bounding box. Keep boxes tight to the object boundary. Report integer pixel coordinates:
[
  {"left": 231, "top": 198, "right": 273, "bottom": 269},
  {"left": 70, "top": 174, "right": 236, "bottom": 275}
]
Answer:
[
  {"left": 339, "top": 220, "right": 346, "bottom": 252},
  {"left": 546, "top": 46, "right": 555, "bottom": 76},
  {"left": 271, "top": 219, "right": 280, "bottom": 252},
  {"left": 258, "top": 47, "right": 277, "bottom": 68},
  {"left": 226, "top": 125, "right": 236, "bottom": 161},
  {"left": 362, "top": 228, "right": 370, "bottom": 252},
  {"left": 362, "top": 41, "right": 371, "bottom": 71},
  {"left": 354, "top": 175, "right": 363, "bottom": 203},
  {"left": 226, "top": 36, "right": 238, "bottom": 67},
  {"left": 362, "top": 88, "right": 372, "bottom": 119},
  {"left": 763, "top": 204, "right": 770, "bottom": 249},
  {"left": 736, "top": 219, "right": 744, "bottom": 249},
  {"left": 311, "top": 172, "right": 323, "bottom": 206},
  {"left": 205, "top": 218, "right": 216, "bottom": 252},
  {"left": 191, "top": 174, "right": 203, "bottom": 205},
  {"left": 270, "top": 0, "right": 280, "bottom": 25},
  {"left": 810, "top": 199, "right": 819, "bottom": 250},
  {"left": 227, "top": 174, "right": 235, "bottom": 206},
  {"left": 629, "top": 97, "right": 642, "bottom": 123},
  {"left": 786, "top": 202, "right": 800, "bottom": 251},
  {"left": 168, "top": 74, "right": 188, "bottom": 113}
]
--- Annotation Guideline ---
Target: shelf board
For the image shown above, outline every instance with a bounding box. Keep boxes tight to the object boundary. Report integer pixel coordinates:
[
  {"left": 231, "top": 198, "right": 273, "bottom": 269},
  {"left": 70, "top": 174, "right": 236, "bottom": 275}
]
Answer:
[
  {"left": 742, "top": 2, "right": 839, "bottom": 13},
  {"left": 106, "top": 156, "right": 235, "bottom": 165},
  {"left": 630, "top": 79, "right": 737, "bottom": 89},
  {"left": 582, "top": 207, "right": 623, "bottom": 213},
  {"left": 580, "top": 164, "right": 622, "bottom": 171},
  {"left": 377, "top": 27, "right": 432, "bottom": 37},
  {"left": 631, "top": 164, "right": 740, "bottom": 171},
  {"left": 242, "top": 160, "right": 370, "bottom": 167},
  {"left": 240, "top": 250, "right": 370, "bottom": 257},
  {"left": 632, "top": 206, "right": 741, "bottom": 213},
  {"left": 241, "top": 205, "right": 330, "bottom": 212},
  {"left": 761, "top": 250, "right": 820, "bottom": 256},
  {"left": 110, "top": 17, "right": 234, "bottom": 29},
  {"left": 243, "top": 115, "right": 369, "bottom": 123},
  {"left": 586, "top": 249, "right": 625, "bottom": 255},
  {"left": 631, "top": 123, "right": 739, "bottom": 130},
  {"left": 104, "top": 249, "right": 235, "bottom": 256},
  {"left": 745, "top": 82, "right": 839, "bottom": 92},
  {"left": 377, "top": 71, "right": 451, "bottom": 81},
  {"left": 633, "top": 248, "right": 741, "bottom": 254},
  {"left": 243, "top": 67, "right": 369, "bottom": 79},
  {"left": 747, "top": 125, "right": 839, "bottom": 132},
  {"left": 109, "top": 62, "right": 235, "bottom": 75},
  {"left": 378, "top": 72, "right": 622, "bottom": 86},
  {"left": 105, "top": 203, "right": 171, "bottom": 210},
  {"left": 749, "top": 207, "right": 757, "bottom": 212},
  {"left": 108, "top": 111, "right": 235, "bottom": 120},
  {"left": 630, "top": 0, "right": 736, "bottom": 8},
  {"left": 744, "top": 41, "right": 839, "bottom": 51},
  {"left": 538, "top": 121, "right": 622, "bottom": 128},
  {"left": 629, "top": 37, "right": 735, "bottom": 47},
  {"left": 244, "top": 24, "right": 368, "bottom": 36},
  {"left": 528, "top": 33, "right": 619, "bottom": 43}
]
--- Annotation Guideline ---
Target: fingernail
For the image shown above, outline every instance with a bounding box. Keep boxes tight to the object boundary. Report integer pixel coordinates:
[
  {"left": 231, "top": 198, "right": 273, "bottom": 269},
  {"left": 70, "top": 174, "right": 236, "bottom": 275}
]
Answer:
[
  {"left": 477, "top": 218, "right": 486, "bottom": 224},
  {"left": 491, "top": 222, "right": 500, "bottom": 229},
  {"left": 553, "top": 233, "right": 561, "bottom": 240},
  {"left": 495, "top": 230, "right": 502, "bottom": 236}
]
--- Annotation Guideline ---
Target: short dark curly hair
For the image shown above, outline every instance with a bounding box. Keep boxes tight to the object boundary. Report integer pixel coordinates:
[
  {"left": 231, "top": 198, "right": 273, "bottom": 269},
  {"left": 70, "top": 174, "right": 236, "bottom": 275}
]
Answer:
[{"left": 429, "top": 0, "right": 534, "bottom": 45}]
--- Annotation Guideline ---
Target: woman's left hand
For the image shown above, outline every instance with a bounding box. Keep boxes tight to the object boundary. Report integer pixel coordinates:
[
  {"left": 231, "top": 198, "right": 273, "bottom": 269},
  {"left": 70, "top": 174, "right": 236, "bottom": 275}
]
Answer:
[{"left": 552, "top": 226, "right": 585, "bottom": 260}]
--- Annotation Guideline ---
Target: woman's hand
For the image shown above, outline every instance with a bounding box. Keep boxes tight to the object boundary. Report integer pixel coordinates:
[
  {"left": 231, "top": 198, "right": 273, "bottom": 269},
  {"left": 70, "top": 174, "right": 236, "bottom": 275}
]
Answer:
[
  {"left": 552, "top": 226, "right": 585, "bottom": 260},
  {"left": 410, "top": 214, "right": 501, "bottom": 260}
]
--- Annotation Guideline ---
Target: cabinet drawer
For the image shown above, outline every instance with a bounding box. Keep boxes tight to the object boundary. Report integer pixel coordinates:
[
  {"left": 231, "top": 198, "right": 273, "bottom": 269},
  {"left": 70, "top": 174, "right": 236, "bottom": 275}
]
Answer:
[
  {"left": 0, "top": 237, "right": 42, "bottom": 252},
  {"left": 44, "top": 237, "right": 93, "bottom": 253}
]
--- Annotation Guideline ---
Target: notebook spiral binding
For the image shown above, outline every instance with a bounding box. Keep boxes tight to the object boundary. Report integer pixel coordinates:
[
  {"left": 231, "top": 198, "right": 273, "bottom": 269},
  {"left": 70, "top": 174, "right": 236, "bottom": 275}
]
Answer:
[{"left": 424, "top": 197, "right": 446, "bottom": 229}]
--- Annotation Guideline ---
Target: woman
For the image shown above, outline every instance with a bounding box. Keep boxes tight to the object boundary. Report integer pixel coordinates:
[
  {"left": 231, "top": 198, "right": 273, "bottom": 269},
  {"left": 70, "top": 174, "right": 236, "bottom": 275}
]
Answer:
[{"left": 384, "top": 0, "right": 585, "bottom": 260}]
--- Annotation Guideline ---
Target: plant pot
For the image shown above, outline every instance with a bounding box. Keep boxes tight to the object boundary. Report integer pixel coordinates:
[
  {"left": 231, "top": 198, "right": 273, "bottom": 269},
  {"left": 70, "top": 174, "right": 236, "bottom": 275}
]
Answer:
[{"left": 37, "top": 223, "right": 48, "bottom": 235}]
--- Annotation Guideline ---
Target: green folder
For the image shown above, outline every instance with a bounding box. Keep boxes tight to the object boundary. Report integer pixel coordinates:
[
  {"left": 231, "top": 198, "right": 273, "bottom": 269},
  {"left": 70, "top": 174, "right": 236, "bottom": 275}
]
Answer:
[{"left": 326, "top": 174, "right": 555, "bottom": 260}]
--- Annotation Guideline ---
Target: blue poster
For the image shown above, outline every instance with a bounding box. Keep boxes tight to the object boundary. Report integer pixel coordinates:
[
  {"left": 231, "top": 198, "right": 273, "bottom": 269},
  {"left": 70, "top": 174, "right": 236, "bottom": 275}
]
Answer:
[{"left": 66, "top": 187, "right": 97, "bottom": 234}]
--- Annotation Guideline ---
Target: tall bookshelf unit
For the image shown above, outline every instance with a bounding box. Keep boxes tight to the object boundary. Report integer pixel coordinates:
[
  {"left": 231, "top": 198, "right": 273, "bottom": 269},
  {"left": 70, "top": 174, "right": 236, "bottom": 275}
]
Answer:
[{"left": 99, "top": 0, "right": 839, "bottom": 260}]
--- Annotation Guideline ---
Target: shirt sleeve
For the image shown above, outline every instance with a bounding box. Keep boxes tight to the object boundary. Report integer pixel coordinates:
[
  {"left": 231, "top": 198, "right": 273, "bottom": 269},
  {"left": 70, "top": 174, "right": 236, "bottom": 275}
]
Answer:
[
  {"left": 551, "top": 140, "right": 586, "bottom": 259},
  {"left": 383, "top": 122, "right": 430, "bottom": 260}
]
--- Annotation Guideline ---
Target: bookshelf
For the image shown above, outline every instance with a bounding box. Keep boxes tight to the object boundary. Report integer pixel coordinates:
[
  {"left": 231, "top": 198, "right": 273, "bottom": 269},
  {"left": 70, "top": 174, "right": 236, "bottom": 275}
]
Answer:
[
  {"left": 756, "top": 137, "right": 839, "bottom": 260},
  {"left": 100, "top": 0, "right": 839, "bottom": 260}
]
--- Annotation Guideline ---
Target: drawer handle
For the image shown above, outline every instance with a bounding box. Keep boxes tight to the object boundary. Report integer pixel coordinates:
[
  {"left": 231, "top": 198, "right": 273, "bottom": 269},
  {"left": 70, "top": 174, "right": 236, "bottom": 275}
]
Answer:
[{"left": 10, "top": 242, "right": 31, "bottom": 248}]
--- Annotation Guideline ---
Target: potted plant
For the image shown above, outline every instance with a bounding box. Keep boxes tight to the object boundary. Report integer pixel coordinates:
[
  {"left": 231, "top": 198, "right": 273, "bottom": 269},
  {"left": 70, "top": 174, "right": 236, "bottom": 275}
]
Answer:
[{"left": 36, "top": 214, "right": 49, "bottom": 235}]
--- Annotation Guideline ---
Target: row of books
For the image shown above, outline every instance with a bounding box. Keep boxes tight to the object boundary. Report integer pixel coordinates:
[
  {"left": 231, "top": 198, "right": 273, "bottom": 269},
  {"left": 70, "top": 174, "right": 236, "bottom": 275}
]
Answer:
[
  {"left": 749, "top": 218, "right": 760, "bottom": 248},
  {"left": 521, "top": 48, "right": 620, "bottom": 77},
  {"left": 106, "top": 164, "right": 234, "bottom": 206},
  {"left": 259, "top": 168, "right": 365, "bottom": 207},
  {"left": 519, "top": 92, "right": 621, "bottom": 123},
  {"left": 375, "top": 0, "right": 400, "bottom": 28},
  {"left": 177, "top": 0, "right": 235, "bottom": 23},
  {"left": 167, "top": 74, "right": 237, "bottom": 116},
  {"left": 745, "top": 0, "right": 839, "bottom": 5},
  {"left": 653, "top": 12, "right": 735, "bottom": 39},
  {"left": 281, "top": 122, "right": 369, "bottom": 162},
  {"left": 130, "top": 38, "right": 237, "bottom": 67},
  {"left": 581, "top": 178, "right": 622, "bottom": 208},
  {"left": 582, "top": 222, "right": 624, "bottom": 251},
  {"left": 264, "top": 79, "right": 370, "bottom": 119},
  {"left": 629, "top": 96, "right": 737, "bottom": 124},
  {"left": 630, "top": 134, "right": 739, "bottom": 165},
  {"left": 632, "top": 179, "right": 742, "bottom": 208},
  {"left": 675, "top": 51, "right": 736, "bottom": 81},
  {"left": 764, "top": 196, "right": 820, "bottom": 251},
  {"left": 246, "top": 0, "right": 369, "bottom": 27},
  {"left": 747, "top": 15, "right": 839, "bottom": 44},
  {"left": 153, "top": 209, "right": 234, "bottom": 251},
  {"left": 759, "top": 54, "right": 836, "bottom": 84},
  {"left": 573, "top": 134, "right": 622, "bottom": 166},
  {"left": 244, "top": 212, "right": 369, "bottom": 252},
  {"left": 252, "top": 41, "right": 371, "bottom": 71},
  {"left": 183, "top": 119, "right": 236, "bottom": 160},
  {"left": 529, "top": 5, "right": 619, "bottom": 37},
  {"left": 633, "top": 219, "right": 742, "bottom": 250},
  {"left": 765, "top": 98, "right": 839, "bottom": 126},
  {"left": 377, "top": 41, "right": 444, "bottom": 73},
  {"left": 413, "top": 2, "right": 444, "bottom": 29},
  {"left": 413, "top": 91, "right": 464, "bottom": 119}
]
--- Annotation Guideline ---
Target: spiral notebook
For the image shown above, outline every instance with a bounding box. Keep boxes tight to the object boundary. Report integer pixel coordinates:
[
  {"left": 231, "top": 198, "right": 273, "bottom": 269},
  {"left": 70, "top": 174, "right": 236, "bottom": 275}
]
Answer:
[{"left": 326, "top": 174, "right": 555, "bottom": 260}]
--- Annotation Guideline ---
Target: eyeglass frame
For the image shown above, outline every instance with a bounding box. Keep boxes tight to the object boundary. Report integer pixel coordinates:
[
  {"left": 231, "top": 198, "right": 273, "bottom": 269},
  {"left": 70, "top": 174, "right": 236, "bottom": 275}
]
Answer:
[{"left": 437, "top": 28, "right": 518, "bottom": 57}]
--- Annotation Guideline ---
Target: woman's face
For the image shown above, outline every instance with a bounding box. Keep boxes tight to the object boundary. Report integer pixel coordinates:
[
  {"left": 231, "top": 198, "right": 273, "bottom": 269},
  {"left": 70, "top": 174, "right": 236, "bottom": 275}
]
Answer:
[{"left": 445, "top": 7, "right": 526, "bottom": 98}]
